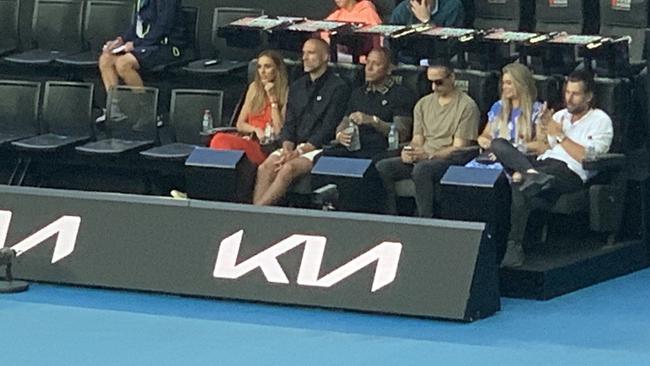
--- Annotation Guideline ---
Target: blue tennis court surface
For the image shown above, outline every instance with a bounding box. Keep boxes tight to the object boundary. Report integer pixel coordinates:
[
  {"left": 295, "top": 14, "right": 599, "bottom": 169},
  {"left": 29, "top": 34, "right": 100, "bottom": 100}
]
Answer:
[{"left": 2, "top": 268, "right": 650, "bottom": 365}]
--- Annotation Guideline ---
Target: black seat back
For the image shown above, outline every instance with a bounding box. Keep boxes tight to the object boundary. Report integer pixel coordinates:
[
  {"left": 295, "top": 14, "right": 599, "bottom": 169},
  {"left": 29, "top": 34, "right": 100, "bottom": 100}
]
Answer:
[
  {"left": 283, "top": 58, "right": 306, "bottom": 82},
  {"left": 330, "top": 62, "right": 364, "bottom": 89},
  {"left": 534, "top": 0, "right": 587, "bottom": 34},
  {"left": 42, "top": 81, "right": 94, "bottom": 137},
  {"left": 213, "top": 7, "right": 264, "bottom": 61},
  {"left": 594, "top": 77, "right": 632, "bottom": 153},
  {"left": 0, "top": 80, "right": 41, "bottom": 137},
  {"left": 454, "top": 69, "right": 500, "bottom": 128},
  {"left": 600, "top": 0, "right": 649, "bottom": 62},
  {"left": 31, "top": 0, "right": 84, "bottom": 52},
  {"left": 391, "top": 64, "right": 429, "bottom": 100},
  {"left": 473, "top": 0, "right": 534, "bottom": 31},
  {"left": 533, "top": 74, "right": 563, "bottom": 111},
  {"left": 170, "top": 89, "right": 224, "bottom": 145},
  {"left": 0, "top": 0, "right": 20, "bottom": 54},
  {"left": 179, "top": 6, "right": 199, "bottom": 61},
  {"left": 105, "top": 85, "right": 159, "bottom": 142},
  {"left": 83, "top": 0, "right": 134, "bottom": 52},
  {"left": 373, "top": 0, "right": 396, "bottom": 23}
]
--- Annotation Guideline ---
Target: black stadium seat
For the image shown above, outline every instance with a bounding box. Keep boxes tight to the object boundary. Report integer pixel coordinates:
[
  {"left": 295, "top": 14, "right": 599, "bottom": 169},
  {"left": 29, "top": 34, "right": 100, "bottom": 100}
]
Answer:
[
  {"left": 599, "top": 0, "right": 650, "bottom": 63},
  {"left": 183, "top": 7, "right": 264, "bottom": 76},
  {"left": 472, "top": 0, "right": 534, "bottom": 31},
  {"left": 76, "top": 86, "right": 159, "bottom": 155},
  {"left": 9, "top": 81, "right": 94, "bottom": 186},
  {"left": 533, "top": 74, "right": 563, "bottom": 111},
  {"left": 4, "top": 0, "right": 84, "bottom": 65},
  {"left": 534, "top": 0, "right": 593, "bottom": 35},
  {"left": 56, "top": 0, "right": 134, "bottom": 68},
  {"left": 372, "top": 0, "right": 397, "bottom": 23},
  {"left": 12, "top": 81, "right": 95, "bottom": 152},
  {"left": 454, "top": 69, "right": 500, "bottom": 128},
  {"left": 391, "top": 64, "right": 429, "bottom": 100},
  {"left": 0, "top": 0, "right": 21, "bottom": 57},
  {"left": 0, "top": 80, "right": 41, "bottom": 147},
  {"left": 140, "top": 89, "right": 223, "bottom": 161}
]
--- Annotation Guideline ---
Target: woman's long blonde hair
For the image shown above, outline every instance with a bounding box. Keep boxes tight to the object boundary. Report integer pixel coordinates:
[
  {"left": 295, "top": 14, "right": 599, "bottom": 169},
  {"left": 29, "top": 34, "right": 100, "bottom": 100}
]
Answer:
[
  {"left": 495, "top": 63, "right": 537, "bottom": 142},
  {"left": 250, "top": 50, "right": 288, "bottom": 114}
]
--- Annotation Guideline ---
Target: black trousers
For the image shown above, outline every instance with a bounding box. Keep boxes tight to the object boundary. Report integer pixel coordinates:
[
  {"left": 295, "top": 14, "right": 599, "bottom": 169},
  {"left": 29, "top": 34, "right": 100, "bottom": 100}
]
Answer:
[
  {"left": 491, "top": 138, "right": 584, "bottom": 244},
  {"left": 375, "top": 149, "right": 476, "bottom": 218}
]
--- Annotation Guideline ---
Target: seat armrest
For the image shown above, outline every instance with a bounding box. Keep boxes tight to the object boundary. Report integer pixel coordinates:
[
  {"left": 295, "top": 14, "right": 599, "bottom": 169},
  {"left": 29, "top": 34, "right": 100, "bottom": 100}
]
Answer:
[
  {"left": 582, "top": 153, "right": 625, "bottom": 171},
  {"left": 199, "top": 127, "right": 238, "bottom": 137}
]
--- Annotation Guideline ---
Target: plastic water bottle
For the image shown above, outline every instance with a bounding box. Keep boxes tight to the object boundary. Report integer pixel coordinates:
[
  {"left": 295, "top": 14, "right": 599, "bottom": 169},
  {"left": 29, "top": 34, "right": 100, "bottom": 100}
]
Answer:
[
  {"left": 584, "top": 136, "right": 597, "bottom": 161},
  {"left": 387, "top": 123, "right": 399, "bottom": 151},
  {"left": 345, "top": 119, "right": 361, "bottom": 151},
  {"left": 201, "top": 109, "right": 213, "bottom": 132},
  {"left": 263, "top": 123, "right": 273, "bottom": 144}
]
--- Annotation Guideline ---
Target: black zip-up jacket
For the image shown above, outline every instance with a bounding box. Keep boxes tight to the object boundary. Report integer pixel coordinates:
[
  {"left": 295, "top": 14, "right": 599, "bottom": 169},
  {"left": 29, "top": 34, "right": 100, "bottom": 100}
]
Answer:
[
  {"left": 121, "top": 0, "right": 187, "bottom": 48},
  {"left": 280, "top": 69, "right": 350, "bottom": 148}
]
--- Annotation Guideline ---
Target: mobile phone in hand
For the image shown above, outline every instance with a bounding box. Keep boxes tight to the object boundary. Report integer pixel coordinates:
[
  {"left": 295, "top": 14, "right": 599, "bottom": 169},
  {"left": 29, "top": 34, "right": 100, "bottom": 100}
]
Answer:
[{"left": 111, "top": 45, "right": 127, "bottom": 54}]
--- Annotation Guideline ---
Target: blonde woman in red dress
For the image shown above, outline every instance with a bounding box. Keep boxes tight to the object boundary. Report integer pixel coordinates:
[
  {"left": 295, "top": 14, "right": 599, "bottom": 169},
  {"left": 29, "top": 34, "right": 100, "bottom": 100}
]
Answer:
[{"left": 209, "top": 50, "right": 289, "bottom": 165}]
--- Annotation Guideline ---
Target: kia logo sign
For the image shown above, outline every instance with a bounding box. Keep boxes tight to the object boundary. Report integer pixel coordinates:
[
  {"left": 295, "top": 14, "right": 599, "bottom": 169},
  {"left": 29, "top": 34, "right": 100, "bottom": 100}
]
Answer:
[
  {"left": 0, "top": 210, "right": 80, "bottom": 263},
  {"left": 0, "top": 208, "right": 403, "bottom": 292},
  {"left": 213, "top": 230, "right": 403, "bottom": 292}
]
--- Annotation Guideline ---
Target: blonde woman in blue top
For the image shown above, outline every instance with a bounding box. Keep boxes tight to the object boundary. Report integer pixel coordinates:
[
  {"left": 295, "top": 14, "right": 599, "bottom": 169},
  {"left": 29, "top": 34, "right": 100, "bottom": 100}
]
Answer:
[{"left": 467, "top": 62, "right": 549, "bottom": 170}]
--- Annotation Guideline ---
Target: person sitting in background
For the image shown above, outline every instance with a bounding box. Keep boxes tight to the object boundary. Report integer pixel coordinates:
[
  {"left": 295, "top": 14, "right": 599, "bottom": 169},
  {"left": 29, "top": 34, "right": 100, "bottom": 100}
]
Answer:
[
  {"left": 390, "top": 0, "right": 465, "bottom": 27},
  {"left": 210, "top": 50, "right": 289, "bottom": 166},
  {"left": 97, "top": 0, "right": 187, "bottom": 122},
  {"left": 497, "top": 70, "right": 613, "bottom": 268},
  {"left": 253, "top": 38, "right": 350, "bottom": 206},
  {"left": 467, "top": 62, "right": 548, "bottom": 169},
  {"left": 324, "top": 0, "right": 383, "bottom": 62},
  {"left": 329, "top": 47, "right": 415, "bottom": 159},
  {"left": 376, "top": 59, "right": 479, "bottom": 217},
  {"left": 326, "top": 0, "right": 383, "bottom": 25}
]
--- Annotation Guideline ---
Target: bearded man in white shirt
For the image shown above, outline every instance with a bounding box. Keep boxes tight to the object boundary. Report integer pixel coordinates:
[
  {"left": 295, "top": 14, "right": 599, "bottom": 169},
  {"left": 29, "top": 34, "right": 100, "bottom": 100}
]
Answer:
[{"left": 489, "top": 70, "right": 614, "bottom": 268}]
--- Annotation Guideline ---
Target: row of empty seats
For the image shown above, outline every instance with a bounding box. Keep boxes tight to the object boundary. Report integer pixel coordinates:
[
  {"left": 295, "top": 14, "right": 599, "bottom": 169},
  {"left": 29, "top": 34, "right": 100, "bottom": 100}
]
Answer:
[{"left": 0, "top": 79, "right": 223, "bottom": 184}]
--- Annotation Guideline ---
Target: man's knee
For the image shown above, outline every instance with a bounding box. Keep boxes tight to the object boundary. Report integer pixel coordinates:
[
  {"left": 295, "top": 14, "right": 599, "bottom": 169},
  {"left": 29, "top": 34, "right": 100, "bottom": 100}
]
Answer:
[
  {"left": 375, "top": 157, "right": 399, "bottom": 179},
  {"left": 257, "top": 156, "right": 277, "bottom": 176},
  {"left": 279, "top": 159, "right": 311, "bottom": 181},
  {"left": 115, "top": 56, "right": 138, "bottom": 76},
  {"left": 276, "top": 162, "right": 298, "bottom": 181},
  {"left": 412, "top": 160, "right": 448, "bottom": 183},
  {"left": 98, "top": 54, "right": 115, "bottom": 71}
]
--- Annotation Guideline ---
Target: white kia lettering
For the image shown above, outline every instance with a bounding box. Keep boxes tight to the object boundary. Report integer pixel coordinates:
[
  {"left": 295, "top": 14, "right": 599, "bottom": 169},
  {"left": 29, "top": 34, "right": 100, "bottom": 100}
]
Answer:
[
  {"left": 213, "top": 230, "right": 402, "bottom": 292},
  {"left": 0, "top": 210, "right": 81, "bottom": 263}
]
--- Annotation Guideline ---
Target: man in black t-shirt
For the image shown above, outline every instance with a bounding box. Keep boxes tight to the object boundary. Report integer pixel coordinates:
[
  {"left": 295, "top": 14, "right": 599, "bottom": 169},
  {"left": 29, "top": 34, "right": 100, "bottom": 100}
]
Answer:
[
  {"left": 329, "top": 47, "right": 415, "bottom": 159},
  {"left": 321, "top": 48, "right": 415, "bottom": 213}
]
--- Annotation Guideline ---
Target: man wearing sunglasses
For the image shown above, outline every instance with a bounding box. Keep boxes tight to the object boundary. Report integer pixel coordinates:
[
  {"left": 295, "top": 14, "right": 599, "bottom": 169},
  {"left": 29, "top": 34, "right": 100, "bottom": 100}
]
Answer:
[{"left": 376, "top": 58, "right": 479, "bottom": 217}]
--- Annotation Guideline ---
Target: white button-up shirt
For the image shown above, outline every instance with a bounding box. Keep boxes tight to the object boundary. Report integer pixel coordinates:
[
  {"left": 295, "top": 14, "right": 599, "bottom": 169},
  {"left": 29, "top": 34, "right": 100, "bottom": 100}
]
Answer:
[{"left": 539, "top": 108, "right": 613, "bottom": 182}]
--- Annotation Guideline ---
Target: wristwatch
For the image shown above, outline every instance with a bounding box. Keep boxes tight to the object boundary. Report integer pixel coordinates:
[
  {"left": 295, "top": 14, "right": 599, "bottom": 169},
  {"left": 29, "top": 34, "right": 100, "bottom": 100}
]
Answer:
[
  {"left": 372, "top": 115, "right": 380, "bottom": 125},
  {"left": 555, "top": 133, "right": 566, "bottom": 144}
]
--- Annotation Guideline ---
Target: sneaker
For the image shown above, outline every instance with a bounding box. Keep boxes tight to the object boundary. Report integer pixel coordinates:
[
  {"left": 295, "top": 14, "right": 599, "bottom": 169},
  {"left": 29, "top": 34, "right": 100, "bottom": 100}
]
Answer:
[
  {"left": 518, "top": 172, "right": 555, "bottom": 198},
  {"left": 170, "top": 190, "right": 187, "bottom": 199},
  {"left": 95, "top": 104, "right": 127, "bottom": 124},
  {"left": 500, "top": 240, "right": 525, "bottom": 268}
]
